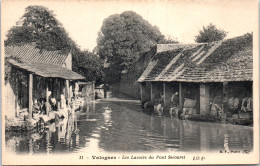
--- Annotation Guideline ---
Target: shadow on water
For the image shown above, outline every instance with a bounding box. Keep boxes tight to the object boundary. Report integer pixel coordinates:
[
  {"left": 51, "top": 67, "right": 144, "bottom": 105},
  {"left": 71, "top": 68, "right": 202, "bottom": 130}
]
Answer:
[{"left": 5, "top": 91, "right": 253, "bottom": 154}]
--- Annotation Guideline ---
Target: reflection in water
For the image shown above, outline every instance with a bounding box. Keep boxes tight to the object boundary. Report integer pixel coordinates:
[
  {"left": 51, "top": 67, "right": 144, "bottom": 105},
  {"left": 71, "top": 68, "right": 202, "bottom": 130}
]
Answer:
[
  {"left": 5, "top": 92, "right": 253, "bottom": 154},
  {"left": 224, "top": 133, "right": 230, "bottom": 153}
]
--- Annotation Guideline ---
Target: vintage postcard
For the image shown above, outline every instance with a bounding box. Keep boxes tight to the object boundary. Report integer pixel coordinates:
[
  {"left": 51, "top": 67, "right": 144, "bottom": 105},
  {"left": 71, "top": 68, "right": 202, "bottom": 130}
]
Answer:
[{"left": 1, "top": 0, "right": 259, "bottom": 165}]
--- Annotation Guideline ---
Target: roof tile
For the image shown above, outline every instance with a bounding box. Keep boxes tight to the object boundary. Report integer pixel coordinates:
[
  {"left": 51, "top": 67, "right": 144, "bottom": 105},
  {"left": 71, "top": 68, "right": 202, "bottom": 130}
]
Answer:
[{"left": 138, "top": 34, "right": 253, "bottom": 83}]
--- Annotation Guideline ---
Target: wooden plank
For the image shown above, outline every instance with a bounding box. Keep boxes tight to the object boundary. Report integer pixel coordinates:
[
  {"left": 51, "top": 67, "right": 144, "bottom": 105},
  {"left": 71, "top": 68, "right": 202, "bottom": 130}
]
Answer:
[{"left": 28, "top": 73, "right": 33, "bottom": 120}]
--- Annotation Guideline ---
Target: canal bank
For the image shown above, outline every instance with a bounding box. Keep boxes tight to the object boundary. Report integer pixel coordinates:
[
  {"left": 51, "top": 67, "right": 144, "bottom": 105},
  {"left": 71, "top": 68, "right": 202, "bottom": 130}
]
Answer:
[{"left": 5, "top": 91, "right": 253, "bottom": 154}]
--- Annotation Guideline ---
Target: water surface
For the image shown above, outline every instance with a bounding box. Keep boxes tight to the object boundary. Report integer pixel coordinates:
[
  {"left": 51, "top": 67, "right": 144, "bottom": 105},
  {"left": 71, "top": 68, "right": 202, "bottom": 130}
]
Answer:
[{"left": 5, "top": 92, "right": 253, "bottom": 154}]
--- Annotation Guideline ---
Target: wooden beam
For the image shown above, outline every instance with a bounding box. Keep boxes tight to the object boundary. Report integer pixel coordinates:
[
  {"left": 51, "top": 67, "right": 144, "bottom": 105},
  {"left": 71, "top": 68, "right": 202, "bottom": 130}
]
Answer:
[
  {"left": 28, "top": 73, "right": 33, "bottom": 120},
  {"left": 46, "top": 78, "right": 49, "bottom": 115}
]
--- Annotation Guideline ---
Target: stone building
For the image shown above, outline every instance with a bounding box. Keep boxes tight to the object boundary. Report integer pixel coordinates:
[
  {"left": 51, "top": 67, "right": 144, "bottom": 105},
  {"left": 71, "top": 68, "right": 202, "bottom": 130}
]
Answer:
[{"left": 138, "top": 34, "right": 253, "bottom": 119}]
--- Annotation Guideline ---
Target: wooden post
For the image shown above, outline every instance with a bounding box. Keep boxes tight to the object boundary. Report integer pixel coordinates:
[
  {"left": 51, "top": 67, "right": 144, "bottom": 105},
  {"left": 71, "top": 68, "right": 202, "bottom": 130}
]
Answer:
[
  {"left": 140, "top": 83, "right": 143, "bottom": 101},
  {"left": 104, "top": 84, "right": 107, "bottom": 98},
  {"left": 46, "top": 78, "right": 49, "bottom": 115},
  {"left": 223, "top": 82, "right": 228, "bottom": 119},
  {"left": 28, "top": 73, "right": 33, "bottom": 120},
  {"left": 15, "top": 72, "right": 19, "bottom": 118},
  {"left": 140, "top": 83, "right": 145, "bottom": 104},
  {"left": 163, "top": 83, "right": 166, "bottom": 107},
  {"left": 62, "top": 79, "right": 66, "bottom": 96},
  {"left": 200, "top": 84, "right": 210, "bottom": 115},
  {"left": 74, "top": 82, "right": 77, "bottom": 107},
  {"left": 151, "top": 82, "right": 154, "bottom": 104},
  {"left": 179, "top": 82, "right": 183, "bottom": 112},
  {"left": 56, "top": 78, "right": 60, "bottom": 102},
  {"left": 69, "top": 81, "right": 73, "bottom": 99},
  {"left": 61, "top": 79, "right": 66, "bottom": 109},
  {"left": 66, "top": 80, "right": 70, "bottom": 105},
  {"left": 49, "top": 78, "right": 53, "bottom": 98}
]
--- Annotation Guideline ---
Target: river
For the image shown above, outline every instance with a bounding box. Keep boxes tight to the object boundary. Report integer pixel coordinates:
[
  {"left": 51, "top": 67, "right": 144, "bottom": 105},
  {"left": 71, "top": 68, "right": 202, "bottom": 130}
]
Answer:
[{"left": 5, "top": 91, "right": 253, "bottom": 154}]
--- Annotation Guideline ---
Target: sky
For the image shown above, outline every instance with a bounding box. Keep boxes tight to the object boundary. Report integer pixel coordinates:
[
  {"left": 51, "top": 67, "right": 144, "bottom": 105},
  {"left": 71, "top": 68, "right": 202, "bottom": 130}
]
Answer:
[{"left": 2, "top": 0, "right": 258, "bottom": 52}]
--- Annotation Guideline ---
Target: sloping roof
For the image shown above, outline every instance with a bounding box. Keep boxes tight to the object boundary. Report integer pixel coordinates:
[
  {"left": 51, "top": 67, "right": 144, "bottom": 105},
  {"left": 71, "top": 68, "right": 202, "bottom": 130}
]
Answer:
[
  {"left": 5, "top": 44, "right": 68, "bottom": 66},
  {"left": 8, "top": 59, "right": 85, "bottom": 80},
  {"left": 156, "top": 43, "right": 205, "bottom": 53},
  {"left": 138, "top": 34, "right": 252, "bottom": 83}
]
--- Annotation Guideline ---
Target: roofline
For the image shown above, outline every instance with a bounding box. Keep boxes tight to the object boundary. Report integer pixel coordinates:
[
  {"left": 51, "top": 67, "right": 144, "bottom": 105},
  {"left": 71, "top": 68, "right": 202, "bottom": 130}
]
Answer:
[{"left": 138, "top": 79, "right": 253, "bottom": 83}]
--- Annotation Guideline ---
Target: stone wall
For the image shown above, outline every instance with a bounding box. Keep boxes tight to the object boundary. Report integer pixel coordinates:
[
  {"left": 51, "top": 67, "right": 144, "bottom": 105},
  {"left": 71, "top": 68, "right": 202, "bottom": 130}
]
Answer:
[
  {"left": 110, "top": 47, "right": 156, "bottom": 99},
  {"left": 4, "top": 82, "right": 17, "bottom": 118}
]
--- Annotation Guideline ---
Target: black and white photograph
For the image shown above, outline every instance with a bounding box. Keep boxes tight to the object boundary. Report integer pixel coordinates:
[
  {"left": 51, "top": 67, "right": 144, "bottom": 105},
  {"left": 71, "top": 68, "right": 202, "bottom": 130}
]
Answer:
[{"left": 1, "top": 0, "right": 259, "bottom": 165}]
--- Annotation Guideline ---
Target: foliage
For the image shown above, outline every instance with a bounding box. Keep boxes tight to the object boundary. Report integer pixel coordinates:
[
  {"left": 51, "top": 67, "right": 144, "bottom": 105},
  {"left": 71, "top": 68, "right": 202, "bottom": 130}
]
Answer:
[
  {"left": 5, "top": 5, "right": 104, "bottom": 83},
  {"left": 4, "top": 57, "right": 13, "bottom": 84},
  {"left": 96, "top": 11, "right": 177, "bottom": 83},
  {"left": 195, "top": 23, "right": 227, "bottom": 43},
  {"left": 4, "top": 56, "right": 23, "bottom": 85},
  {"left": 5, "top": 6, "right": 74, "bottom": 53},
  {"left": 72, "top": 50, "right": 105, "bottom": 84},
  {"left": 158, "top": 35, "right": 178, "bottom": 44}
]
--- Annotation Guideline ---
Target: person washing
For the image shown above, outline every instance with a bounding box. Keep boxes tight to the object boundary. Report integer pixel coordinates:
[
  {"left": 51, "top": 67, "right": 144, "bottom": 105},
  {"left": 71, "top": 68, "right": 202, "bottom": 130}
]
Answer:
[
  {"left": 169, "top": 92, "right": 179, "bottom": 118},
  {"left": 154, "top": 91, "right": 163, "bottom": 115}
]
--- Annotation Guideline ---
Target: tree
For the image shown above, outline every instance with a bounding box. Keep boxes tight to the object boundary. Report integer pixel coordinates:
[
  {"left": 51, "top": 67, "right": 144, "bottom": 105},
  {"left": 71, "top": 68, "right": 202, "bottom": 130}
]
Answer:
[
  {"left": 96, "top": 11, "right": 176, "bottom": 83},
  {"left": 72, "top": 50, "right": 104, "bottom": 84},
  {"left": 195, "top": 23, "right": 227, "bottom": 43},
  {"left": 5, "top": 6, "right": 74, "bottom": 53},
  {"left": 5, "top": 5, "right": 104, "bottom": 83}
]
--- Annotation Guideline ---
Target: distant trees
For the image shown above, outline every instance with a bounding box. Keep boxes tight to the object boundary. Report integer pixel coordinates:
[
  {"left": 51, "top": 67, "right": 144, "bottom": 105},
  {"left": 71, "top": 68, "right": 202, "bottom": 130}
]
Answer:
[
  {"left": 5, "top": 5, "right": 104, "bottom": 84},
  {"left": 5, "top": 6, "right": 73, "bottom": 53},
  {"left": 72, "top": 51, "right": 104, "bottom": 84},
  {"left": 195, "top": 23, "right": 227, "bottom": 43},
  {"left": 96, "top": 11, "right": 177, "bottom": 83}
]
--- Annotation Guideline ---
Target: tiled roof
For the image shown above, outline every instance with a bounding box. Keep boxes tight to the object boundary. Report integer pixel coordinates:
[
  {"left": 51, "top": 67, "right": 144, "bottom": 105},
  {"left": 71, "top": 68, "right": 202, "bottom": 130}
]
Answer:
[
  {"left": 8, "top": 59, "right": 85, "bottom": 80},
  {"left": 5, "top": 43, "right": 85, "bottom": 80},
  {"left": 138, "top": 34, "right": 253, "bottom": 83},
  {"left": 5, "top": 44, "right": 68, "bottom": 66}
]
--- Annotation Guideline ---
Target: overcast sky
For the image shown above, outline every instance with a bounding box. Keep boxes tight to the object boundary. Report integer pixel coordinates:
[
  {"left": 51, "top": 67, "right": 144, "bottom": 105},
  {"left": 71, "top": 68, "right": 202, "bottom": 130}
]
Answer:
[{"left": 2, "top": 0, "right": 258, "bottom": 51}]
